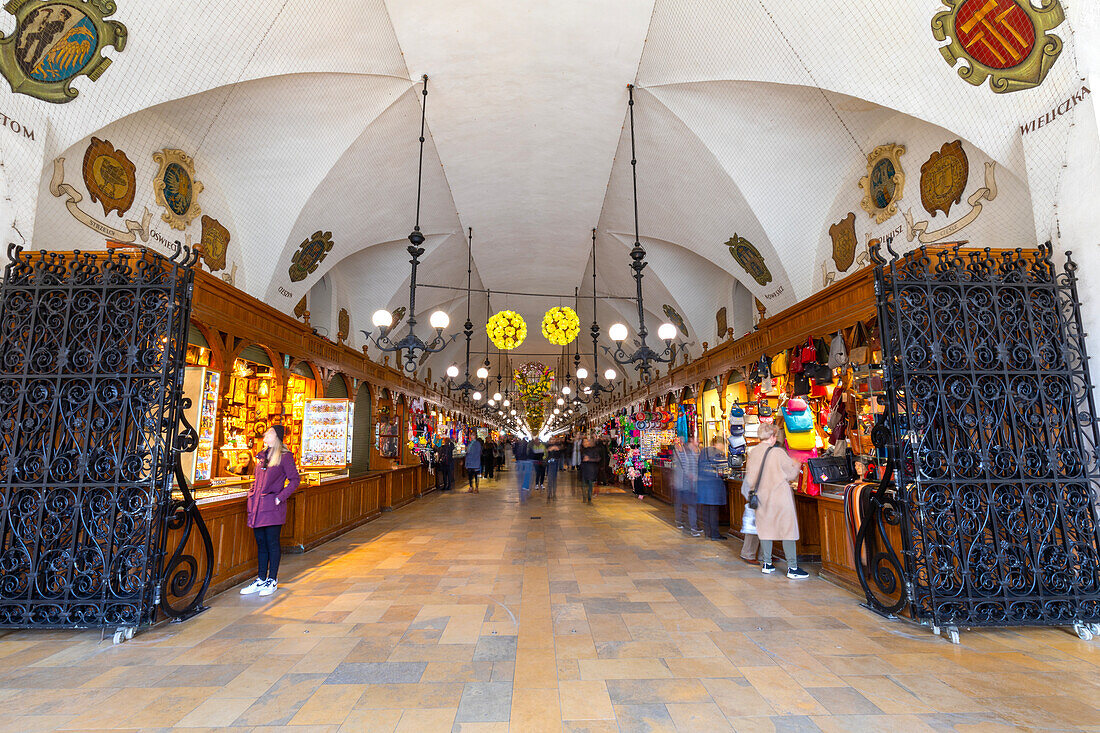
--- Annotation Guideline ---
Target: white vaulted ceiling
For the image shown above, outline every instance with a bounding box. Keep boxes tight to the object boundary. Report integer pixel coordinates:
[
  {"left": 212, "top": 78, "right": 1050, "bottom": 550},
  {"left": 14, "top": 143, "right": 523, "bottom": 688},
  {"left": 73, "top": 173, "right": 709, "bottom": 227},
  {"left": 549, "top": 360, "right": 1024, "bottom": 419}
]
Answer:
[{"left": 11, "top": 0, "right": 1097, "bottom": 383}]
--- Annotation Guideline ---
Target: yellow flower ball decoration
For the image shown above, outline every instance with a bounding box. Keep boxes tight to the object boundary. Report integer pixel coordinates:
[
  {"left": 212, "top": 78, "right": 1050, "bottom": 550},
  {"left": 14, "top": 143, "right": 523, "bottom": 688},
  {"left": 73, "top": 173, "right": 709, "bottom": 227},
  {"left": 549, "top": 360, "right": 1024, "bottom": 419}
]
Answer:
[
  {"left": 487, "top": 310, "right": 527, "bottom": 350},
  {"left": 541, "top": 306, "right": 580, "bottom": 346}
]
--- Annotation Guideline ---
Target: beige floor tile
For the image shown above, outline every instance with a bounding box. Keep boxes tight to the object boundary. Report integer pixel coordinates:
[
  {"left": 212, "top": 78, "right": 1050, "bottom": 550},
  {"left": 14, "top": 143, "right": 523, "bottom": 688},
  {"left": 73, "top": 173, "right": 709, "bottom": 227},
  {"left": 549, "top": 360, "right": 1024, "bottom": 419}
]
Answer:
[
  {"left": 666, "top": 701, "right": 734, "bottom": 732},
  {"left": 578, "top": 658, "right": 672, "bottom": 680},
  {"left": 559, "top": 680, "right": 615, "bottom": 720},
  {"left": 393, "top": 707, "right": 457, "bottom": 732},
  {"left": 740, "top": 666, "right": 827, "bottom": 716},
  {"left": 290, "top": 683, "right": 366, "bottom": 725},
  {"left": 510, "top": 687, "right": 562, "bottom": 733}
]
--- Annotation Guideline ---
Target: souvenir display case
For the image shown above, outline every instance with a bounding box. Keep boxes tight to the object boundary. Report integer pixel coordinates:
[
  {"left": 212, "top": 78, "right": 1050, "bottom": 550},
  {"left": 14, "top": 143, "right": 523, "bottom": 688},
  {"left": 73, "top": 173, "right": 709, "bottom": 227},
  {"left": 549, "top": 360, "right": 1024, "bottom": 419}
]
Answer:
[
  {"left": 221, "top": 358, "right": 278, "bottom": 455},
  {"left": 180, "top": 366, "right": 220, "bottom": 485},
  {"left": 376, "top": 404, "right": 401, "bottom": 460},
  {"left": 301, "top": 398, "right": 351, "bottom": 471},
  {"left": 282, "top": 374, "right": 316, "bottom": 457}
]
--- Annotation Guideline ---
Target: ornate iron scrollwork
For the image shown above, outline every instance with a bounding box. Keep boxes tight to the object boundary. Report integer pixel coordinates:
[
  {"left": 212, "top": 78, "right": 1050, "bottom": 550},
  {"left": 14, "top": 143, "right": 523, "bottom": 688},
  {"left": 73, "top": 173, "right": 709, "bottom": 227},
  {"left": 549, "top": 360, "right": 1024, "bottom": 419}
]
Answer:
[
  {"left": 160, "top": 397, "right": 214, "bottom": 621},
  {"left": 0, "top": 242, "right": 209, "bottom": 630},
  {"left": 869, "top": 242, "right": 1100, "bottom": 628}
]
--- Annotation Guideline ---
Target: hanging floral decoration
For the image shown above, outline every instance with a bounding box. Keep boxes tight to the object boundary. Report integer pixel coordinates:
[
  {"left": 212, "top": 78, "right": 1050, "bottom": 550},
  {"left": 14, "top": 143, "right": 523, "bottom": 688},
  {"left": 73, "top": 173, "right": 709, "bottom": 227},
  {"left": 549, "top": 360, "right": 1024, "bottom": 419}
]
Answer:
[
  {"left": 486, "top": 310, "right": 527, "bottom": 350},
  {"left": 515, "top": 362, "right": 554, "bottom": 401},
  {"left": 541, "top": 306, "right": 580, "bottom": 346}
]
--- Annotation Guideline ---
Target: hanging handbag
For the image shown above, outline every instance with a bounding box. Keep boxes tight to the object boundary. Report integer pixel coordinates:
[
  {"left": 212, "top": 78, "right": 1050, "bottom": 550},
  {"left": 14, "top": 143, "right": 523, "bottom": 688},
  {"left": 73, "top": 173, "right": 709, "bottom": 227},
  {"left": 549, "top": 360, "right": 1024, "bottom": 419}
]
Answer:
[
  {"left": 800, "top": 336, "right": 816, "bottom": 365},
  {"left": 828, "top": 331, "right": 848, "bottom": 369},
  {"left": 790, "top": 347, "right": 804, "bottom": 374},
  {"left": 806, "top": 452, "right": 856, "bottom": 484},
  {"left": 771, "top": 351, "right": 788, "bottom": 376},
  {"left": 782, "top": 399, "right": 814, "bottom": 432},
  {"left": 849, "top": 321, "right": 871, "bottom": 365},
  {"left": 792, "top": 372, "right": 811, "bottom": 397},
  {"left": 814, "top": 337, "right": 830, "bottom": 365}
]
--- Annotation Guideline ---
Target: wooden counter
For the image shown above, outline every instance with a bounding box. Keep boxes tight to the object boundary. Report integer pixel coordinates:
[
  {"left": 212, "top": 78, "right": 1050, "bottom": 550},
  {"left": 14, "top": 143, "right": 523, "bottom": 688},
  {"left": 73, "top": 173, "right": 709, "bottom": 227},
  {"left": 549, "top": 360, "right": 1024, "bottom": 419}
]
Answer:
[
  {"left": 167, "top": 464, "right": 431, "bottom": 598},
  {"left": 725, "top": 478, "right": 821, "bottom": 562}
]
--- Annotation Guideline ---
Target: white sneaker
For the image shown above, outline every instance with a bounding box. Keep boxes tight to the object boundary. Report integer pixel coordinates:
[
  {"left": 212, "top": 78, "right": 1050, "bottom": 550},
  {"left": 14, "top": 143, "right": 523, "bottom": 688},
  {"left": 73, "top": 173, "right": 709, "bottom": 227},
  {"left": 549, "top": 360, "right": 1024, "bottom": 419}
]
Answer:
[
  {"left": 240, "top": 578, "right": 267, "bottom": 595},
  {"left": 258, "top": 580, "right": 278, "bottom": 596}
]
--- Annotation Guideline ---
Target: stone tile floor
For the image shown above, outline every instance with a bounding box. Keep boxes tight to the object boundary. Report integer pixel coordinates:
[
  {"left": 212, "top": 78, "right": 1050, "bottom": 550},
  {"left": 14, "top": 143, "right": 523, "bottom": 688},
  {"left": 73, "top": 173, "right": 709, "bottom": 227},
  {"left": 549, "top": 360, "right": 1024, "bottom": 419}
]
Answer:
[{"left": 1, "top": 474, "right": 1100, "bottom": 732}]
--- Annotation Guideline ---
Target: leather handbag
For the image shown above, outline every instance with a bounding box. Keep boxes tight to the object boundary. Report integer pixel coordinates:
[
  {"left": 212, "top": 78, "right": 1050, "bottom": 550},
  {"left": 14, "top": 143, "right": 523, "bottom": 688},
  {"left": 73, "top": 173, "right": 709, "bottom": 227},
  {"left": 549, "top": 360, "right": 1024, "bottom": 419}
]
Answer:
[
  {"left": 782, "top": 399, "right": 814, "bottom": 432},
  {"left": 800, "top": 337, "right": 816, "bottom": 365},
  {"left": 828, "top": 331, "right": 847, "bottom": 369},
  {"left": 792, "top": 372, "right": 811, "bottom": 396},
  {"left": 771, "top": 351, "right": 788, "bottom": 376},
  {"left": 745, "top": 445, "right": 779, "bottom": 510},
  {"left": 806, "top": 452, "right": 856, "bottom": 485},
  {"left": 814, "top": 337, "right": 830, "bottom": 365},
  {"left": 849, "top": 321, "right": 871, "bottom": 365}
]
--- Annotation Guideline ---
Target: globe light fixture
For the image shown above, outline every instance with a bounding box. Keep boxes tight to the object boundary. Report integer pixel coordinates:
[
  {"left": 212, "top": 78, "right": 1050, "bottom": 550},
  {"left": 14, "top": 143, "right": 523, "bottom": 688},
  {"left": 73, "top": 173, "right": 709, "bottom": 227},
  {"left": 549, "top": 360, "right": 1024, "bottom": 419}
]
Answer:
[
  {"left": 493, "top": 392, "right": 502, "bottom": 402},
  {"left": 446, "top": 365, "right": 460, "bottom": 378},
  {"left": 556, "top": 397, "right": 565, "bottom": 405},
  {"left": 372, "top": 309, "right": 393, "bottom": 328},
  {"left": 608, "top": 323, "right": 629, "bottom": 342},
  {"left": 562, "top": 386, "right": 571, "bottom": 395},
  {"left": 657, "top": 322, "right": 677, "bottom": 341},
  {"left": 604, "top": 368, "right": 617, "bottom": 381},
  {"left": 576, "top": 367, "right": 588, "bottom": 380},
  {"left": 476, "top": 366, "right": 489, "bottom": 379},
  {"left": 362, "top": 76, "right": 458, "bottom": 372},
  {"left": 473, "top": 392, "right": 482, "bottom": 401},
  {"left": 503, "top": 399, "right": 510, "bottom": 407}
]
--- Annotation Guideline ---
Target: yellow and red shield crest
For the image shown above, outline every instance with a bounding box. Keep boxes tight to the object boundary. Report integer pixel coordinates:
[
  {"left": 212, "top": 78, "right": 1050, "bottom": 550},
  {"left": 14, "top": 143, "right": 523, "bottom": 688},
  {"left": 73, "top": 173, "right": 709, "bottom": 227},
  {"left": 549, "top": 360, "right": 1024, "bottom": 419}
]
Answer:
[
  {"left": 933, "top": 0, "right": 1064, "bottom": 93},
  {"left": 81, "top": 137, "right": 135, "bottom": 217}
]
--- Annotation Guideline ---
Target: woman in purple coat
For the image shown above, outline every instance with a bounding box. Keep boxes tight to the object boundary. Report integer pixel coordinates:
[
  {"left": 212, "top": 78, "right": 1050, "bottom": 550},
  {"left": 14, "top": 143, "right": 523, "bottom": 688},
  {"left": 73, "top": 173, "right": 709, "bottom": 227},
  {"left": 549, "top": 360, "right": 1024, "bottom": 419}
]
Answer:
[{"left": 240, "top": 425, "right": 300, "bottom": 597}]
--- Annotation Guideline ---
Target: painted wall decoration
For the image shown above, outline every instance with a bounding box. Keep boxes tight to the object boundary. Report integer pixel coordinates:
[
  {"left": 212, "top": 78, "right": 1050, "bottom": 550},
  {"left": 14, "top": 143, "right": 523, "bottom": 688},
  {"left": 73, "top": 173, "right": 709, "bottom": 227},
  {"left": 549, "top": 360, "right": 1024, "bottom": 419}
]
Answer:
[
  {"left": 198, "top": 214, "right": 229, "bottom": 272},
  {"left": 932, "top": 0, "right": 1064, "bottom": 94},
  {"left": 49, "top": 156, "right": 150, "bottom": 243},
  {"left": 829, "top": 212, "right": 857, "bottom": 272},
  {"left": 293, "top": 295, "right": 307, "bottom": 320},
  {"left": 81, "top": 137, "right": 134, "bottom": 217},
  {"left": 905, "top": 161, "right": 998, "bottom": 243},
  {"left": 662, "top": 304, "right": 687, "bottom": 338},
  {"left": 920, "top": 140, "right": 969, "bottom": 217},
  {"left": 725, "top": 234, "right": 772, "bottom": 287},
  {"left": 716, "top": 307, "right": 727, "bottom": 340},
  {"left": 0, "top": 0, "right": 127, "bottom": 103},
  {"left": 391, "top": 306, "right": 406, "bottom": 329},
  {"left": 288, "top": 230, "right": 334, "bottom": 282},
  {"left": 152, "top": 149, "right": 203, "bottom": 230},
  {"left": 859, "top": 144, "right": 906, "bottom": 224},
  {"left": 337, "top": 308, "right": 350, "bottom": 343}
]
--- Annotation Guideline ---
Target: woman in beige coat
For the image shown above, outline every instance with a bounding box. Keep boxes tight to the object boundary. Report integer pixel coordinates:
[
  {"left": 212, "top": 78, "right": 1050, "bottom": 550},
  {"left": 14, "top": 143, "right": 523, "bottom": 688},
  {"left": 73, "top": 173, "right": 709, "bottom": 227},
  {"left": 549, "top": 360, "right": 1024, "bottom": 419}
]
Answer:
[{"left": 741, "top": 423, "right": 808, "bottom": 579}]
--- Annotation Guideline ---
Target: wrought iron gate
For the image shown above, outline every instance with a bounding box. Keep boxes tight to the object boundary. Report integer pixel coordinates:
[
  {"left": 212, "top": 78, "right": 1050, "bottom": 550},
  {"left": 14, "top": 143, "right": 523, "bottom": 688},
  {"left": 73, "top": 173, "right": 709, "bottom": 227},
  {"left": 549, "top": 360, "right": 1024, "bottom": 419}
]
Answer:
[
  {"left": 858, "top": 243, "right": 1100, "bottom": 628},
  {"left": 0, "top": 243, "right": 212, "bottom": 629}
]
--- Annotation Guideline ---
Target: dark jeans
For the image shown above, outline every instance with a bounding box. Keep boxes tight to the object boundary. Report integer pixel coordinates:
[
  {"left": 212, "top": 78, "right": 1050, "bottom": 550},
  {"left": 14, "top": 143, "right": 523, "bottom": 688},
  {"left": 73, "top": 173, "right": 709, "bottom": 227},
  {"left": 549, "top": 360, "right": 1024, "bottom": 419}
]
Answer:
[
  {"left": 534, "top": 461, "right": 546, "bottom": 487},
  {"left": 467, "top": 467, "right": 480, "bottom": 489},
  {"left": 442, "top": 460, "right": 454, "bottom": 491},
  {"left": 254, "top": 525, "right": 282, "bottom": 581},
  {"left": 700, "top": 504, "right": 722, "bottom": 539},
  {"left": 484, "top": 459, "right": 494, "bottom": 479},
  {"left": 583, "top": 479, "right": 594, "bottom": 502},
  {"left": 546, "top": 458, "right": 559, "bottom": 499}
]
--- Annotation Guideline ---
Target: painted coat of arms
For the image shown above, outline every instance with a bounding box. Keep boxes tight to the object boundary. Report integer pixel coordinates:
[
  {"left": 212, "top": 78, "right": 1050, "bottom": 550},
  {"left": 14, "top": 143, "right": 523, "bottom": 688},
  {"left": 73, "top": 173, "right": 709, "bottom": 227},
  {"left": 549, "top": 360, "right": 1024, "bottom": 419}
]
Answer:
[
  {"left": 933, "top": 0, "right": 1064, "bottom": 93},
  {"left": 859, "top": 144, "right": 906, "bottom": 224},
  {"left": 81, "top": 136, "right": 134, "bottom": 217},
  {"left": 337, "top": 308, "right": 350, "bottom": 343},
  {"left": 920, "top": 140, "right": 969, "bottom": 217},
  {"left": 199, "top": 215, "right": 229, "bottom": 272},
  {"left": 662, "top": 304, "right": 687, "bottom": 338},
  {"left": 829, "top": 212, "right": 857, "bottom": 272},
  {"left": 153, "top": 149, "right": 203, "bottom": 230},
  {"left": 0, "top": 0, "right": 126, "bottom": 103},
  {"left": 288, "top": 230, "right": 334, "bottom": 282},
  {"left": 726, "top": 234, "right": 772, "bottom": 287}
]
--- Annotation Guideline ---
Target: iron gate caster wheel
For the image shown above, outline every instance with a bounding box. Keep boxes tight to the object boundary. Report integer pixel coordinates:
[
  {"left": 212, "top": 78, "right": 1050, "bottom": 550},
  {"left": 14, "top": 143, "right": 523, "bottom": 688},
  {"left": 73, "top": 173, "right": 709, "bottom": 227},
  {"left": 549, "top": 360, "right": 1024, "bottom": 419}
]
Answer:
[
  {"left": 1072, "top": 623, "right": 1094, "bottom": 641},
  {"left": 933, "top": 625, "right": 960, "bottom": 644},
  {"left": 112, "top": 626, "right": 135, "bottom": 645}
]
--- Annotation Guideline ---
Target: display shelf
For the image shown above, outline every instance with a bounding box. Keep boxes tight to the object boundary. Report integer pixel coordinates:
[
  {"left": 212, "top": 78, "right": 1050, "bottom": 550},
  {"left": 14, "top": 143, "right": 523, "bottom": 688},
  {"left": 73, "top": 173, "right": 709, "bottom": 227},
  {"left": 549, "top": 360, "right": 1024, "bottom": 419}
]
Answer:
[{"left": 302, "top": 398, "right": 351, "bottom": 468}]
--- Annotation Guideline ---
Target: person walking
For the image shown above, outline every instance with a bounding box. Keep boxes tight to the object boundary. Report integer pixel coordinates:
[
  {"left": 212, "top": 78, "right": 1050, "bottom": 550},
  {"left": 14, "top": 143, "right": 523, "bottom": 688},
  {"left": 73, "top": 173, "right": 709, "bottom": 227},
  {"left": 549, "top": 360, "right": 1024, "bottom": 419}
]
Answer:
[
  {"left": 580, "top": 435, "right": 600, "bottom": 504},
  {"left": 697, "top": 436, "right": 728, "bottom": 541},
  {"left": 531, "top": 438, "right": 547, "bottom": 490},
  {"left": 596, "top": 437, "right": 612, "bottom": 489},
  {"left": 743, "top": 423, "right": 807, "bottom": 578},
  {"left": 671, "top": 437, "right": 702, "bottom": 537},
  {"left": 438, "top": 437, "right": 455, "bottom": 491},
  {"left": 465, "top": 437, "right": 483, "bottom": 493},
  {"left": 241, "top": 425, "right": 300, "bottom": 597},
  {"left": 514, "top": 437, "right": 534, "bottom": 503},
  {"left": 481, "top": 439, "right": 494, "bottom": 480},
  {"left": 545, "top": 437, "right": 563, "bottom": 501}
]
